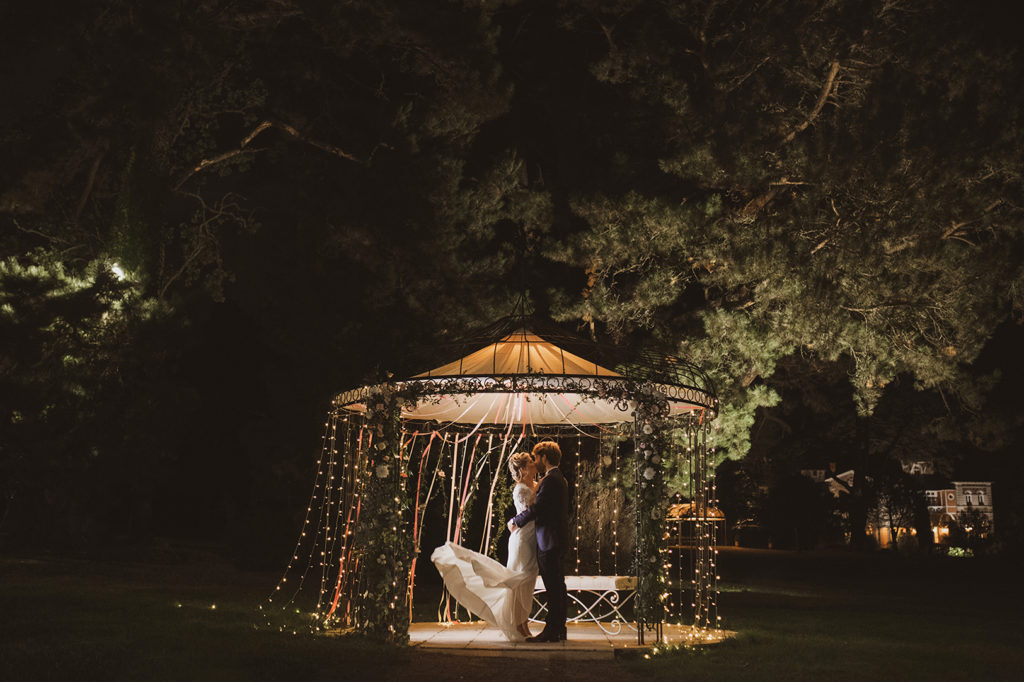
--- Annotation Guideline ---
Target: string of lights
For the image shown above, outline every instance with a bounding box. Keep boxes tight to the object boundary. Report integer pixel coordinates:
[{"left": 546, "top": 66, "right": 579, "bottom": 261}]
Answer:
[
  {"left": 263, "top": 386, "right": 721, "bottom": 644},
  {"left": 595, "top": 434, "right": 602, "bottom": 576},
  {"left": 261, "top": 415, "right": 332, "bottom": 629},
  {"left": 575, "top": 435, "right": 582, "bottom": 576}
]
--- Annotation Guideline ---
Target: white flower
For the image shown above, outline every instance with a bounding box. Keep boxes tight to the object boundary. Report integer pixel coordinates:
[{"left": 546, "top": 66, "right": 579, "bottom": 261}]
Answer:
[
  {"left": 642, "top": 423, "right": 653, "bottom": 435},
  {"left": 643, "top": 467, "right": 655, "bottom": 480},
  {"left": 375, "top": 464, "right": 390, "bottom": 478},
  {"left": 602, "top": 456, "right": 613, "bottom": 467}
]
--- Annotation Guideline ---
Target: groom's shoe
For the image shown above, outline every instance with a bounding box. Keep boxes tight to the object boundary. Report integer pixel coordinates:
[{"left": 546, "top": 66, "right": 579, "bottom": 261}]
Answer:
[
  {"left": 525, "top": 631, "right": 560, "bottom": 643},
  {"left": 559, "top": 629, "right": 567, "bottom": 641}
]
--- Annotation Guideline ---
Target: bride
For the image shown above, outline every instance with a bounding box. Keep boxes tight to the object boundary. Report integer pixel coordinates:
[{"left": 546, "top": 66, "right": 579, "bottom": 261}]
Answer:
[{"left": 430, "top": 451, "right": 539, "bottom": 641}]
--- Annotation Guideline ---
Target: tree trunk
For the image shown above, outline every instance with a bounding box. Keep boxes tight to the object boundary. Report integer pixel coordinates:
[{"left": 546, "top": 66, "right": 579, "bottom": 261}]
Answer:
[
  {"left": 912, "top": 492, "right": 934, "bottom": 554},
  {"left": 848, "top": 417, "right": 871, "bottom": 551}
]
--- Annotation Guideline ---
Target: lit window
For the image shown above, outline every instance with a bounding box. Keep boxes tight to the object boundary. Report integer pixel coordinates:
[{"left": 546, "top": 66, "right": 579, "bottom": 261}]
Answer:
[{"left": 965, "top": 491, "right": 973, "bottom": 505}]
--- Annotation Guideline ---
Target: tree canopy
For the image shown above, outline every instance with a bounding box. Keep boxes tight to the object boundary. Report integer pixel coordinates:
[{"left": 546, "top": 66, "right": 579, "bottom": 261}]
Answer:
[{"left": 1, "top": 0, "right": 1021, "bottom": 554}]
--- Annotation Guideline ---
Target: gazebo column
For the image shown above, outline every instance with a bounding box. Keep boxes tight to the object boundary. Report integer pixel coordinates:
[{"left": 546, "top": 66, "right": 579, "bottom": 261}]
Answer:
[
  {"left": 353, "top": 386, "right": 415, "bottom": 643},
  {"left": 632, "top": 388, "right": 671, "bottom": 645}
]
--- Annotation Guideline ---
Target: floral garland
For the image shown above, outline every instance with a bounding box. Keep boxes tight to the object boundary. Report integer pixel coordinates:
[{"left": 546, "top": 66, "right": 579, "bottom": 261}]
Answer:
[
  {"left": 632, "top": 387, "right": 671, "bottom": 628},
  {"left": 352, "top": 385, "right": 415, "bottom": 643},
  {"left": 336, "top": 376, "right": 703, "bottom": 641},
  {"left": 487, "top": 474, "right": 515, "bottom": 558},
  {"left": 333, "top": 374, "right": 717, "bottom": 416}
]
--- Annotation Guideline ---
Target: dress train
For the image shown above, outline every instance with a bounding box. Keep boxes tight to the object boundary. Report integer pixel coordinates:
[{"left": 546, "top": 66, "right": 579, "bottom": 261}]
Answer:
[{"left": 430, "top": 483, "right": 538, "bottom": 641}]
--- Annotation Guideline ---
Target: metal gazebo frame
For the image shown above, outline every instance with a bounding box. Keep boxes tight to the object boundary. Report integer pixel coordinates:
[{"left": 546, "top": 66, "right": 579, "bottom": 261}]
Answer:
[{"left": 265, "top": 316, "right": 721, "bottom": 645}]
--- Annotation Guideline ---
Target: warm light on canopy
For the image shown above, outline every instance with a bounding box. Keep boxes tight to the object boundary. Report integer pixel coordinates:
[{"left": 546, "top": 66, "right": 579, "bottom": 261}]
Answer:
[
  {"left": 415, "top": 329, "right": 622, "bottom": 377},
  {"left": 334, "top": 328, "right": 717, "bottom": 425}
]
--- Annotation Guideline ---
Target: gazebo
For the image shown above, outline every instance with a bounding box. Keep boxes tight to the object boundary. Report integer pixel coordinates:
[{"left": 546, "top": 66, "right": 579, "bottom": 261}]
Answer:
[{"left": 263, "top": 316, "right": 721, "bottom": 644}]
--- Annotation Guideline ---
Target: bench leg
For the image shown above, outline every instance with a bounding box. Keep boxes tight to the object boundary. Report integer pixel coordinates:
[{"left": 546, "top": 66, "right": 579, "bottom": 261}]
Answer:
[{"left": 530, "top": 589, "right": 638, "bottom": 635}]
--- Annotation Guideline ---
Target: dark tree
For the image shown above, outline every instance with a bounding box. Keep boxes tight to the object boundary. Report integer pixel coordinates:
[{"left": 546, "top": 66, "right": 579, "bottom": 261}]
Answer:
[{"left": 1, "top": 1, "right": 1021, "bottom": 556}]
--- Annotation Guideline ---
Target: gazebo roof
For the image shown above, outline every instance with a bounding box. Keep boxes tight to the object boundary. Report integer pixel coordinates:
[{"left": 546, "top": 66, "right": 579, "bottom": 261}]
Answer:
[
  {"left": 414, "top": 328, "right": 622, "bottom": 379},
  {"left": 334, "top": 317, "right": 717, "bottom": 426}
]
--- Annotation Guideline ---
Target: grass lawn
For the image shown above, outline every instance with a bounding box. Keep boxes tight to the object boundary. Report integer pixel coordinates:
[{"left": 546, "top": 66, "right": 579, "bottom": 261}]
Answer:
[
  {"left": 639, "top": 549, "right": 1024, "bottom": 681},
  {"left": 1, "top": 548, "right": 1021, "bottom": 681}
]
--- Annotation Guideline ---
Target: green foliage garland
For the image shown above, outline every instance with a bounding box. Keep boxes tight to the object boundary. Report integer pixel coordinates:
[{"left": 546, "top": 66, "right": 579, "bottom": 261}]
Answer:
[
  {"left": 488, "top": 473, "right": 515, "bottom": 559},
  {"left": 352, "top": 386, "right": 415, "bottom": 643},
  {"left": 632, "top": 389, "right": 671, "bottom": 626}
]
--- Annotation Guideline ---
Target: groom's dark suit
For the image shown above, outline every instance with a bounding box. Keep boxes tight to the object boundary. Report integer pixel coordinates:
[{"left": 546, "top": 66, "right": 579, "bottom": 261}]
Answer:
[{"left": 511, "top": 466, "right": 568, "bottom": 639}]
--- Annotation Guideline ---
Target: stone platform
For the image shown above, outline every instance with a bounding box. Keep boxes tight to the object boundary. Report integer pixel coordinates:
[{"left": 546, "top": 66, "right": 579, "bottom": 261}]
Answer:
[{"left": 409, "top": 621, "right": 733, "bottom": 658}]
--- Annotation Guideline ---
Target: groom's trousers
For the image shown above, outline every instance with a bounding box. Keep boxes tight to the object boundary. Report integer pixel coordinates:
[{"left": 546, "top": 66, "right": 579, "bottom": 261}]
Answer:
[{"left": 537, "top": 547, "right": 567, "bottom": 635}]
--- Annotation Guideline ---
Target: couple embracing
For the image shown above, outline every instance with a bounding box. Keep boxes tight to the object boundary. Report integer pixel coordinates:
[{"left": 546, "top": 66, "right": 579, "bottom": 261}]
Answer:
[{"left": 430, "top": 441, "right": 569, "bottom": 642}]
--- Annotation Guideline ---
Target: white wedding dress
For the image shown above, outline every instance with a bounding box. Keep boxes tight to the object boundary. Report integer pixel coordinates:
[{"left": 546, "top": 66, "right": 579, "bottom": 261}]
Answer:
[{"left": 430, "top": 483, "right": 538, "bottom": 641}]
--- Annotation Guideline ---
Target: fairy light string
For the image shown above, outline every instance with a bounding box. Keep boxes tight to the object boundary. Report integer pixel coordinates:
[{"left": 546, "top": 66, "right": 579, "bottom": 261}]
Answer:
[
  {"left": 575, "top": 435, "right": 582, "bottom": 576},
  {"left": 593, "top": 443, "right": 600, "bottom": 576},
  {"left": 406, "top": 431, "right": 437, "bottom": 623},
  {"left": 479, "top": 433, "right": 503, "bottom": 554},
  {"left": 300, "top": 417, "right": 346, "bottom": 620},
  {"left": 261, "top": 414, "right": 333, "bottom": 630},
  {"left": 612, "top": 431, "right": 619, "bottom": 575},
  {"left": 441, "top": 433, "right": 460, "bottom": 622},
  {"left": 333, "top": 423, "right": 370, "bottom": 625},
  {"left": 313, "top": 415, "right": 340, "bottom": 615},
  {"left": 264, "top": 381, "right": 720, "bottom": 643}
]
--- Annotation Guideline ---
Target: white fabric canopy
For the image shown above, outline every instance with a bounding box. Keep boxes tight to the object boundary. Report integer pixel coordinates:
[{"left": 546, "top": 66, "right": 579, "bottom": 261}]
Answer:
[
  {"left": 414, "top": 329, "right": 621, "bottom": 378},
  {"left": 403, "top": 329, "right": 629, "bottom": 424},
  {"left": 338, "top": 329, "right": 709, "bottom": 425},
  {"left": 398, "top": 388, "right": 641, "bottom": 425}
]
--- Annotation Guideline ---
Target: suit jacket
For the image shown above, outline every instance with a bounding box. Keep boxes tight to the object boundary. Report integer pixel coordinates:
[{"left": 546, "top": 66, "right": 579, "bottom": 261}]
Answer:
[{"left": 512, "top": 466, "right": 569, "bottom": 553}]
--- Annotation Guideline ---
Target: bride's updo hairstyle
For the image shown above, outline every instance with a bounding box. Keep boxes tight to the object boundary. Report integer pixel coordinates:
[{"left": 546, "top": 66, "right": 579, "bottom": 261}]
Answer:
[{"left": 508, "top": 451, "right": 533, "bottom": 480}]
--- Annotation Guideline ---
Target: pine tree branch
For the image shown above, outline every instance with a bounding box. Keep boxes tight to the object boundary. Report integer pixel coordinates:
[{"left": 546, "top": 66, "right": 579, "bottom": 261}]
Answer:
[
  {"left": 723, "top": 56, "right": 771, "bottom": 94},
  {"left": 941, "top": 221, "right": 968, "bottom": 239},
  {"left": 157, "top": 191, "right": 251, "bottom": 300},
  {"left": 739, "top": 59, "right": 840, "bottom": 220},
  {"left": 268, "top": 120, "right": 362, "bottom": 163},
  {"left": 840, "top": 302, "right": 929, "bottom": 314},
  {"left": 940, "top": 220, "right": 979, "bottom": 247},
  {"left": 73, "top": 146, "right": 107, "bottom": 226},
  {"left": 12, "top": 218, "right": 67, "bottom": 244},
  {"left": 176, "top": 119, "right": 362, "bottom": 189},
  {"left": 740, "top": 187, "right": 779, "bottom": 217},
  {"left": 810, "top": 198, "right": 842, "bottom": 253},
  {"left": 739, "top": 367, "right": 760, "bottom": 387},
  {"left": 779, "top": 61, "right": 841, "bottom": 145}
]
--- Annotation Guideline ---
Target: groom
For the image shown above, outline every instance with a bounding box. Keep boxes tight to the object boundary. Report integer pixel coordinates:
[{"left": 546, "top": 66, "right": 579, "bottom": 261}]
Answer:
[{"left": 508, "top": 440, "right": 568, "bottom": 642}]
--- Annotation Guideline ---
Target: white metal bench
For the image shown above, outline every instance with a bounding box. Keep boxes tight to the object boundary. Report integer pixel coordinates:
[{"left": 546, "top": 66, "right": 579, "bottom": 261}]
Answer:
[{"left": 530, "top": 575, "right": 638, "bottom": 635}]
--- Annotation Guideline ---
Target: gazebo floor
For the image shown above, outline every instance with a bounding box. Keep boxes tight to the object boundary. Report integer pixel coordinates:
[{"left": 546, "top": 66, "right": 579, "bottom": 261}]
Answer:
[{"left": 409, "top": 621, "right": 734, "bottom": 658}]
